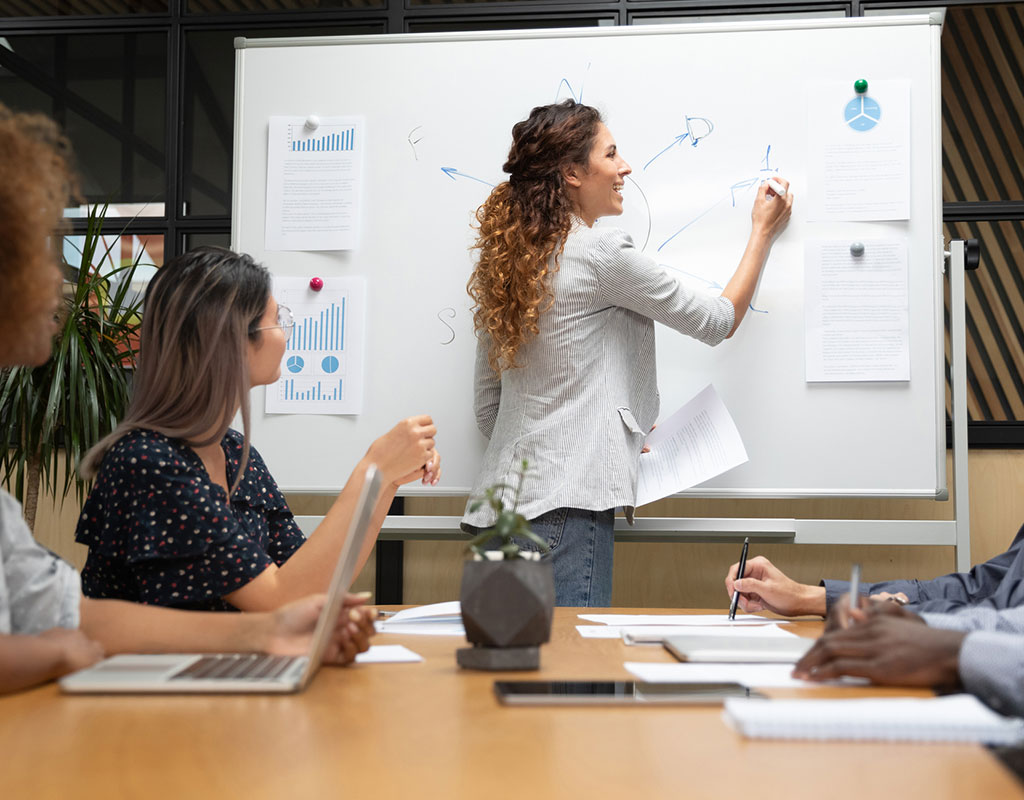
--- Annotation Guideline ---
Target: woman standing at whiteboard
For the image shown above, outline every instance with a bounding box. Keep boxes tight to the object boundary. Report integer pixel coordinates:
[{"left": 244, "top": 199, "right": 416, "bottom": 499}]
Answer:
[
  {"left": 462, "top": 100, "right": 792, "bottom": 606},
  {"left": 75, "top": 247, "right": 441, "bottom": 612}
]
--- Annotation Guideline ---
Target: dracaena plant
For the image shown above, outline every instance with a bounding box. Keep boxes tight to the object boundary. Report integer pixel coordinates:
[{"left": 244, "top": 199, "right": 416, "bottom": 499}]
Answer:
[
  {"left": 466, "top": 459, "right": 550, "bottom": 560},
  {"left": 0, "top": 203, "right": 145, "bottom": 531}
]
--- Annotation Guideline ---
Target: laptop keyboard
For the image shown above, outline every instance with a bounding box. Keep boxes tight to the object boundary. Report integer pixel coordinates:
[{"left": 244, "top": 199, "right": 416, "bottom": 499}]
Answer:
[{"left": 170, "top": 654, "right": 299, "bottom": 681}]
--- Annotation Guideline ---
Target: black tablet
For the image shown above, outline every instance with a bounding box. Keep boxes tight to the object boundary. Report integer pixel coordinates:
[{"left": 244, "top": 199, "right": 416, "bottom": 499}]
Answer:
[{"left": 494, "top": 680, "right": 765, "bottom": 705}]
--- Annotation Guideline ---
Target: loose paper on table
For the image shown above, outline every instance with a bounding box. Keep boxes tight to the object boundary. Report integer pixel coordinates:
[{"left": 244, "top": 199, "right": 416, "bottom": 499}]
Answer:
[
  {"left": 805, "top": 240, "right": 909, "bottom": 382},
  {"left": 635, "top": 384, "right": 748, "bottom": 507},
  {"left": 266, "top": 276, "right": 366, "bottom": 415},
  {"left": 265, "top": 115, "right": 365, "bottom": 251},
  {"left": 575, "top": 623, "right": 797, "bottom": 641},
  {"left": 806, "top": 81, "right": 910, "bottom": 222},
  {"left": 578, "top": 613, "right": 777, "bottom": 627},
  {"left": 355, "top": 645, "right": 423, "bottom": 664}
]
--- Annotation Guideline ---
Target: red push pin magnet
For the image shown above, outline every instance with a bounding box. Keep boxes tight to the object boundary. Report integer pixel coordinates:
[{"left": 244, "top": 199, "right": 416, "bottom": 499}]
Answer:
[{"left": 309, "top": 276, "right": 324, "bottom": 292}]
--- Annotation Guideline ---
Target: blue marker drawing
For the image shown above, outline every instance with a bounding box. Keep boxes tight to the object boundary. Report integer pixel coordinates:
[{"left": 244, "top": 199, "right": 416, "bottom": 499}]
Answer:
[
  {"left": 625, "top": 175, "right": 652, "bottom": 253},
  {"left": 657, "top": 197, "right": 727, "bottom": 252},
  {"left": 760, "top": 144, "right": 779, "bottom": 173},
  {"left": 729, "top": 178, "right": 761, "bottom": 207},
  {"left": 653, "top": 143, "right": 779, "bottom": 316},
  {"left": 644, "top": 117, "right": 715, "bottom": 171},
  {"left": 440, "top": 167, "right": 495, "bottom": 189},
  {"left": 644, "top": 133, "right": 690, "bottom": 171},
  {"left": 554, "top": 63, "right": 591, "bottom": 103}
]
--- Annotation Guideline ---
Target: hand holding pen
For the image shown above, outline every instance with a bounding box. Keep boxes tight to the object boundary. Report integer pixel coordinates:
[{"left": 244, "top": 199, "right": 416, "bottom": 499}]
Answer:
[{"left": 728, "top": 537, "right": 750, "bottom": 621}]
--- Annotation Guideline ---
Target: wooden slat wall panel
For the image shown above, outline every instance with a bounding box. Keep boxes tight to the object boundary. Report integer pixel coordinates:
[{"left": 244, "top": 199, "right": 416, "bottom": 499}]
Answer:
[
  {"left": 943, "top": 6, "right": 1024, "bottom": 424},
  {"left": 945, "top": 220, "right": 1024, "bottom": 422},
  {"left": 942, "top": 5, "right": 1024, "bottom": 202}
]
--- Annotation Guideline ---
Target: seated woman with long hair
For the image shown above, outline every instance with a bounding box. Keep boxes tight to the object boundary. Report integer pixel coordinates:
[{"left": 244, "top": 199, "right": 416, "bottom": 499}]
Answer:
[
  {"left": 0, "top": 103, "right": 374, "bottom": 694},
  {"left": 75, "top": 246, "right": 440, "bottom": 612}
]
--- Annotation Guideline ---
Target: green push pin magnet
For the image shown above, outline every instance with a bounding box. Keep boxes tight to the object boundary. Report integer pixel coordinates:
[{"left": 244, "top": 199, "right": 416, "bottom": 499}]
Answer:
[{"left": 854, "top": 79, "right": 869, "bottom": 95}]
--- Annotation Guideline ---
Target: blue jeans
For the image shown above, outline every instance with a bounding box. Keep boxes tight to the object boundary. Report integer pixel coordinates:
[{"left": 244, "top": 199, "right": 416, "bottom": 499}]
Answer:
[{"left": 466, "top": 507, "right": 615, "bottom": 607}]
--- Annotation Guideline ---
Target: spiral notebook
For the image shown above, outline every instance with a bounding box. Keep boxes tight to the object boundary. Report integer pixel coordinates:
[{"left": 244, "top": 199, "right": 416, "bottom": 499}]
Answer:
[{"left": 723, "top": 694, "right": 1024, "bottom": 745}]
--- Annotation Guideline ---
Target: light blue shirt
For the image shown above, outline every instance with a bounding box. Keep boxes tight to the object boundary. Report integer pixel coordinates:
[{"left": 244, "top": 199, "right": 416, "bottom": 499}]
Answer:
[
  {"left": 0, "top": 489, "right": 80, "bottom": 634},
  {"left": 923, "top": 605, "right": 1024, "bottom": 717}
]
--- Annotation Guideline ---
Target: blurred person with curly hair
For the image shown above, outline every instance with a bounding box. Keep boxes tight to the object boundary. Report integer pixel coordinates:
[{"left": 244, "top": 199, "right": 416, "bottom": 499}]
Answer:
[{"left": 462, "top": 100, "right": 793, "bottom": 606}]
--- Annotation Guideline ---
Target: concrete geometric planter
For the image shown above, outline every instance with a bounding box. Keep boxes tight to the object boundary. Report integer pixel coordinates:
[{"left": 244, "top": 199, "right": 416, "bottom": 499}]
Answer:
[{"left": 456, "top": 558, "right": 555, "bottom": 670}]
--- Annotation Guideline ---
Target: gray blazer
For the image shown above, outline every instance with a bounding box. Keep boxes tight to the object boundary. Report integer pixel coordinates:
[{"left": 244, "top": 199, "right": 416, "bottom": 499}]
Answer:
[{"left": 462, "top": 221, "right": 734, "bottom": 528}]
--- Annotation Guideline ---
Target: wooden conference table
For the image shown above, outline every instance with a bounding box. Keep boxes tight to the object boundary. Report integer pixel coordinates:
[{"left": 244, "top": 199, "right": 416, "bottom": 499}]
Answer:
[{"left": 1, "top": 608, "right": 1021, "bottom": 800}]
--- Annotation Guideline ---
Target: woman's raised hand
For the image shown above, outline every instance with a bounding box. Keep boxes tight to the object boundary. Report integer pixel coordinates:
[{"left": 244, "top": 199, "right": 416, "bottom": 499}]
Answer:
[
  {"left": 750, "top": 178, "right": 793, "bottom": 242},
  {"left": 368, "top": 415, "right": 440, "bottom": 487}
]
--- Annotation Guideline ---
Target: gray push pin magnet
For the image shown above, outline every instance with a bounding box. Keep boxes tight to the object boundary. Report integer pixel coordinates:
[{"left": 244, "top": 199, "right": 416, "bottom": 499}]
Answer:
[
  {"left": 850, "top": 242, "right": 865, "bottom": 257},
  {"left": 304, "top": 114, "right": 320, "bottom": 131}
]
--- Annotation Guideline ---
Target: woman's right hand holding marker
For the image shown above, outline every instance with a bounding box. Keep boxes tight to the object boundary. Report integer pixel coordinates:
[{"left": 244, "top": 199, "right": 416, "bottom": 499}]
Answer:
[{"left": 751, "top": 177, "right": 794, "bottom": 242}]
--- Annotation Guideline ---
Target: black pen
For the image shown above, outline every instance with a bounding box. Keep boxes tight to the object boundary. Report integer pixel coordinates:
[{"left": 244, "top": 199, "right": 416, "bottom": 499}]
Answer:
[{"left": 728, "top": 536, "right": 750, "bottom": 621}]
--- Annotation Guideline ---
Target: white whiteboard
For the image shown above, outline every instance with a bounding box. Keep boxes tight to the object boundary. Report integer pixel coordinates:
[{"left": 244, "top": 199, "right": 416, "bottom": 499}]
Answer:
[{"left": 232, "top": 16, "right": 945, "bottom": 497}]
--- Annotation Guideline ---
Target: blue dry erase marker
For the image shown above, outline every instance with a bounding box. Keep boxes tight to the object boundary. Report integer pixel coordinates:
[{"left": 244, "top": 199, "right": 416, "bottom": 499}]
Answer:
[{"left": 767, "top": 178, "right": 787, "bottom": 197}]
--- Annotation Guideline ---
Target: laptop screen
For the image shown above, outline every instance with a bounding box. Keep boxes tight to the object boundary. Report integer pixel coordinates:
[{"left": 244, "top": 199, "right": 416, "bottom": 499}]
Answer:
[{"left": 298, "top": 464, "right": 382, "bottom": 687}]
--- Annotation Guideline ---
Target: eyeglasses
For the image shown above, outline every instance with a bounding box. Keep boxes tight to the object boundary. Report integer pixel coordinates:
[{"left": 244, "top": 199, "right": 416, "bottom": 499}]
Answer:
[{"left": 253, "top": 304, "right": 295, "bottom": 341}]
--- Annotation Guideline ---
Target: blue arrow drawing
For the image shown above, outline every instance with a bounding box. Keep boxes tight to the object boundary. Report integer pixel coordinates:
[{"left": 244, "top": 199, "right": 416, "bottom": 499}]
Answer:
[{"left": 440, "top": 167, "right": 495, "bottom": 189}]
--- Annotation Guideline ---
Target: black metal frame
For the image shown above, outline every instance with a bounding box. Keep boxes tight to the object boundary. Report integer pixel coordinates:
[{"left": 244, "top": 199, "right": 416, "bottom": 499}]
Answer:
[{"left": 2, "top": 0, "right": 1023, "bottom": 446}]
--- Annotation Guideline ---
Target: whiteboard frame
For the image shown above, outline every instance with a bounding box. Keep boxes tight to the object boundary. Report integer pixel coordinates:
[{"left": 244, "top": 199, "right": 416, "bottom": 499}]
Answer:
[
  {"left": 234, "top": 18, "right": 972, "bottom": 568},
  {"left": 233, "top": 15, "right": 947, "bottom": 500}
]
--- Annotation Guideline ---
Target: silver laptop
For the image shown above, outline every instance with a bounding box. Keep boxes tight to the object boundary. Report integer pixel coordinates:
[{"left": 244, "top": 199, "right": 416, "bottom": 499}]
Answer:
[{"left": 60, "top": 465, "right": 381, "bottom": 694}]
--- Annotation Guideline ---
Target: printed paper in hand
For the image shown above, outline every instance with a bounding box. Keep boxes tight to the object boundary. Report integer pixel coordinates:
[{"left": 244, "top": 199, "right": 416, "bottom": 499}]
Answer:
[{"left": 635, "top": 386, "right": 747, "bottom": 506}]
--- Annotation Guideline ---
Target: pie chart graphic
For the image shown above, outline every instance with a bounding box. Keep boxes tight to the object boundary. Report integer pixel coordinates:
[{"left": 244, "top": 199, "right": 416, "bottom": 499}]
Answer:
[
  {"left": 321, "top": 356, "right": 340, "bottom": 374},
  {"left": 286, "top": 355, "right": 304, "bottom": 373},
  {"left": 844, "top": 95, "right": 881, "bottom": 132}
]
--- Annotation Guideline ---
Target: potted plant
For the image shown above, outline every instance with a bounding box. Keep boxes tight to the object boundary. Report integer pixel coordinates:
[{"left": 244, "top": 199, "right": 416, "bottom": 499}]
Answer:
[
  {"left": 0, "top": 203, "right": 145, "bottom": 532},
  {"left": 457, "top": 460, "right": 556, "bottom": 670}
]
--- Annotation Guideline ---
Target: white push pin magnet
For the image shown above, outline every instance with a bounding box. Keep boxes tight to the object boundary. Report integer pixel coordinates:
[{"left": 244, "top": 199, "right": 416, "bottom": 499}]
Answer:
[
  {"left": 304, "top": 115, "right": 320, "bottom": 131},
  {"left": 850, "top": 242, "right": 865, "bottom": 257}
]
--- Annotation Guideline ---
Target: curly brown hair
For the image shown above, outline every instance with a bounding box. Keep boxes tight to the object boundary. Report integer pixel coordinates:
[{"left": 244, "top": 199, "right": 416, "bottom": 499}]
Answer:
[
  {"left": 467, "top": 100, "right": 602, "bottom": 373},
  {"left": 0, "top": 104, "right": 78, "bottom": 353}
]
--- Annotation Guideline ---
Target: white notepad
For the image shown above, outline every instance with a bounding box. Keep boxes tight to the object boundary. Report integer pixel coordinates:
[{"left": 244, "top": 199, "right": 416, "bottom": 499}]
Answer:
[{"left": 723, "top": 694, "right": 1024, "bottom": 744}]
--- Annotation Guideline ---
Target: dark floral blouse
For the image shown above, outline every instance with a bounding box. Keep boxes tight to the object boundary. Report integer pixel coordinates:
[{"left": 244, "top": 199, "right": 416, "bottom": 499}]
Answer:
[{"left": 76, "top": 428, "right": 305, "bottom": 611}]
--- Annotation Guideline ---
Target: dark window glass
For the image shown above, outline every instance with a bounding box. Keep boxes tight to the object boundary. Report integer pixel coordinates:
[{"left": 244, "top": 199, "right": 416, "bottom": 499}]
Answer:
[
  {"left": 944, "top": 220, "right": 1024, "bottom": 423},
  {"left": 0, "top": 32, "right": 166, "bottom": 216},
  {"left": 62, "top": 227, "right": 165, "bottom": 309},
  {"left": 0, "top": 1, "right": 166, "bottom": 14},
  {"left": 942, "top": 5, "right": 1024, "bottom": 203},
  {"left": 183, "top": 231, "right": 231, "bottom": 250},
  {"left": 408, "top": 0, "right": 604, "bottom": 5},
  {"left": 187, "top": 0, "right": 383, "bottom": 12},
  {"left": 182, "top": 25, "right": 384, "bottom": 217},
  {"left": 408, "top": 16, "right": 613, "bottom": 33}
]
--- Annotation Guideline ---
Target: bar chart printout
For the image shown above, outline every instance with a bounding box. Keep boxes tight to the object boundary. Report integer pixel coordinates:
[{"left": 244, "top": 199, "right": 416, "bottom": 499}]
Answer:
[
  {"left": 265, "top": 115, "right": 365, "bottom": 251},
  {"left": 265, "top": 276, "right": 366, "bottom": 415}
]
